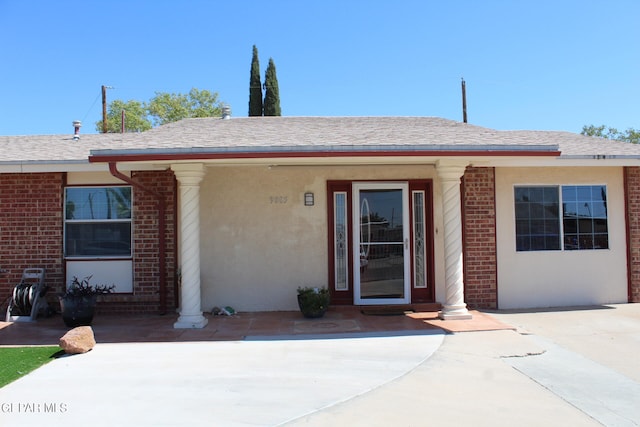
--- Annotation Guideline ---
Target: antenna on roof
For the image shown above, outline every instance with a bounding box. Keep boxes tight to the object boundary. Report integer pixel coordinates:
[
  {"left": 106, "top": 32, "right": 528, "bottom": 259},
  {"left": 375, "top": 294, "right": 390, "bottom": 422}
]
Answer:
[{"left": 461, "top": 78, "right": 468, "bottom": 124}]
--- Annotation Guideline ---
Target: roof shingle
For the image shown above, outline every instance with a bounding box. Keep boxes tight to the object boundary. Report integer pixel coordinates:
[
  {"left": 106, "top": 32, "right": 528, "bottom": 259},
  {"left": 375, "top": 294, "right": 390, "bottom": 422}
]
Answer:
[{"left": 1, "top": 117, "right": 639, "bottom": 164}]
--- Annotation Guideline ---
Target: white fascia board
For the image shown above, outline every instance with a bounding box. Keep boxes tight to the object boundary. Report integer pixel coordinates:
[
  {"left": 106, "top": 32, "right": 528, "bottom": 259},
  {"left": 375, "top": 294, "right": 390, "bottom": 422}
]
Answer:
[
  {"left": 0, "top": 161, "right": 94, "bottom": 173},
  {"left": 0, "top": 161, "right": 165, "bottom": 173},
  {"left": 475, "top": 157, "right": 640, "bottom": 168}
]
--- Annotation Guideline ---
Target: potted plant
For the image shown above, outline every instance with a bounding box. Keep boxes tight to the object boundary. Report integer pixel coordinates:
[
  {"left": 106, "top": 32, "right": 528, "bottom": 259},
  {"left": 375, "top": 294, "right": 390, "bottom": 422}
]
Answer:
[
  {"left": 59, "top": 276, "right": 115, "bottom": 327},
  {"left": 297, "top": 286, "right": 330, "bottom": 318}
]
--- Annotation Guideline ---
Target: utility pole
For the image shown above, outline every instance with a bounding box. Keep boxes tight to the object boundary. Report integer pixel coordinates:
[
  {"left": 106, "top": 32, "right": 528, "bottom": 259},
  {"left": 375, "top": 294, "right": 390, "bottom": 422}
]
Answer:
[
  {"left": 101, "top": 85, "right": 113, "bottom": 133},
  {"left": 461, "top": 78, "right": 468, "bottom": 123}
]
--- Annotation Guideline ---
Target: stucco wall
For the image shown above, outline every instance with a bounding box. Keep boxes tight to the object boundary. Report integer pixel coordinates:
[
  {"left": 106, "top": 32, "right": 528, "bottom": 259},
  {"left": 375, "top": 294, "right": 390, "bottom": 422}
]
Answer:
[
  {"left": 199, "top": 164, "right": 444, "bottom": 311},
  {"left": 66, "top": 171, "right": 127, "bottom": 185},
  {"left": 495, "top": 167, "right": 628, "bottom": 309}
]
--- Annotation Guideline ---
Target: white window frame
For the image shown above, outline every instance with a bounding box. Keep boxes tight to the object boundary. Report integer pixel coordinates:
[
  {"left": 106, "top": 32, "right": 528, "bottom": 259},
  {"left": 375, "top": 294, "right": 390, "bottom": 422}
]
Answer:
[{"left": 64, "top": 186, "right": 133, "bottom": 259}]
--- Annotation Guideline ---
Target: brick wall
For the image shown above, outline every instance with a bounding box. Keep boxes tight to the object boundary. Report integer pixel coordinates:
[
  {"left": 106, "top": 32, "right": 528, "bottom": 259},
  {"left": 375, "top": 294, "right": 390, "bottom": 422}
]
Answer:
[
  {"left": 98, "top": 170, "right": 177, "bottom": 314},
  {"left": 0, "top": 173, "right": 65, "bottom": 310},
  {"left": 625, "top": 167, "right": 640, "bottom": 303},
  {"left": 0, "top": 170, "right": 178, "bottom": 317},
  {"left": 462, "top": 167, "right": 498, "bottom": 309}
]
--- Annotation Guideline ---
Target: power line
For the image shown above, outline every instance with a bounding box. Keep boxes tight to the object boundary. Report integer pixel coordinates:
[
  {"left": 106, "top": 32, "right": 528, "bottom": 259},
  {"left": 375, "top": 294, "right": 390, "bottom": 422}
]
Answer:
[{"left": 80, "top": 90, "right": 102, "bottom": 123}]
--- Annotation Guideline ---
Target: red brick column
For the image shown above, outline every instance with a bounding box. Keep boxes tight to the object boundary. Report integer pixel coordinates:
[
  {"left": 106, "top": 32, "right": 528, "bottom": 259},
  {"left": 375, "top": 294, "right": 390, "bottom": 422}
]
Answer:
[
  {"left": 625, "top": 167, "right": 640, "bottom": 302},
  {"left": 133, "top": 170, "right": 178, "bottom": 312},
  {"left": 98, "top": 170, "right": 178, "bottom": 314},
  {"left": 461, "top": 167, "right": 498, "bottom": 309},
  {"left": 0, "top": 173, "right": 65, "bottom": 306}
]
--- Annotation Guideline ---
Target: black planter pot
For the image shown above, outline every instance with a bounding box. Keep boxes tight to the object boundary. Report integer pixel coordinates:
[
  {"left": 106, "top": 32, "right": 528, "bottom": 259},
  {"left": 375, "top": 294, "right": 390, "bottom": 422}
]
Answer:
[
  {"left": 297, "top": 294, "right": 329, "bottom": 319},
  {"left": 59, "top": 295, "right": 97, "bottom": 327}
]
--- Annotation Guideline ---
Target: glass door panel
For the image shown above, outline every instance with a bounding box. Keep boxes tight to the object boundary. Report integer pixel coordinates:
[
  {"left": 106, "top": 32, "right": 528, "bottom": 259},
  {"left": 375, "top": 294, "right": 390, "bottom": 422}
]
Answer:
[{"left": 354, "top": 183, "right": 410, "bottom": 304}]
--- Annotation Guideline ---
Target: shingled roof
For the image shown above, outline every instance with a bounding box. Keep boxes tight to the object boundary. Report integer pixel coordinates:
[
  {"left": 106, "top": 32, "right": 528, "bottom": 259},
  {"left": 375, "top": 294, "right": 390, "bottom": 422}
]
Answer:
[{"left": 1, "top": 117, "right": 639, "bottom": 165}]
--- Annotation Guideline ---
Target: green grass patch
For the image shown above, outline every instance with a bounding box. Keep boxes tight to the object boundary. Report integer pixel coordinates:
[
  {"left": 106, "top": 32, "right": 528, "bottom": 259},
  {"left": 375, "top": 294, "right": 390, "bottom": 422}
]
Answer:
[{"left": 0, "top": 346, "right": 63, "bottom": 388}]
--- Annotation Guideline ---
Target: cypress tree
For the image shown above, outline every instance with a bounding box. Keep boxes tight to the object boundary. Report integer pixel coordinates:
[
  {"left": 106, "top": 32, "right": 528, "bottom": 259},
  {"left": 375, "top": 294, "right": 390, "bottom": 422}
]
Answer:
[
  {"left": 248, "top": 45, "right": 263, "bottom": 116},
  {"left": 263, "top": 58, "right": 281, "bottom": 116}
]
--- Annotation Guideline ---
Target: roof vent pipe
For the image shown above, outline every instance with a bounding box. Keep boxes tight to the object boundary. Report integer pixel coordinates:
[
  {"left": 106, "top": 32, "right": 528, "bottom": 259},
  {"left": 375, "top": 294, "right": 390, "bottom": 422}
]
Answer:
[
  {"left": 72, "top": 120, "right": 82, "bottom": 140},
  {"left": 221, "top": 105, "right": 231, "bottom": 119}
]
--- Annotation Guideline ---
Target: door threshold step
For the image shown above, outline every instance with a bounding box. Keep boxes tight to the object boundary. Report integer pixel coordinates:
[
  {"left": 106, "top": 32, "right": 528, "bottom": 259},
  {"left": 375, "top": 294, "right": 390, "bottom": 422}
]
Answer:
[{"left": 357, "top": 303, "right": 441, "bottom": 315}]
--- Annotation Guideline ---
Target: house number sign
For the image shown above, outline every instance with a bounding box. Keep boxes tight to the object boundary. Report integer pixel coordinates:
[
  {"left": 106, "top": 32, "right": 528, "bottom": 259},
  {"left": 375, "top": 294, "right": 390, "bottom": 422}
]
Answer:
[{"left": 269, "top": 196, "right": 288, "bottom": 204}]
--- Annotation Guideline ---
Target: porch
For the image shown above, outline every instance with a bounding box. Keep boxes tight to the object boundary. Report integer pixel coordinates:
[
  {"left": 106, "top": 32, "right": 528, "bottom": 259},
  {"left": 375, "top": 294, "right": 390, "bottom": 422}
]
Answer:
[{"left": 0, "top": 306, "right": 513, "bottom": 346}]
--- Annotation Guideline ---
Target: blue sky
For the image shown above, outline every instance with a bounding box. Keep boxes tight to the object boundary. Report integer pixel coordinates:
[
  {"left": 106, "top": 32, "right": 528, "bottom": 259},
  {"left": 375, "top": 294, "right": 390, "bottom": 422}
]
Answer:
[{"left": 0, "top": 0, "right": 638, "bottom": 135}]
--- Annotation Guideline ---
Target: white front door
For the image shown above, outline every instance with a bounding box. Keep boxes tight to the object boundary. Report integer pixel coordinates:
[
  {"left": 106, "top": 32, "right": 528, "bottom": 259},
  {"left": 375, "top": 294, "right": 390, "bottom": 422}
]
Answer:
[{"left": 353, "top": 182, "right": 411, "bottom": 305}]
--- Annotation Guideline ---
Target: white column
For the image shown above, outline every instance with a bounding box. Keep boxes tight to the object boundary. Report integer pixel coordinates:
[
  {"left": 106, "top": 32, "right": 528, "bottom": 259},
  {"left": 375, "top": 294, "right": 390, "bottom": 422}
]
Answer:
[
  {"left": 172, "top": 163, "right": 208, "bottom": 329},
  {"left": 437, "top": 160, "right": 472, "bottom": 320}
]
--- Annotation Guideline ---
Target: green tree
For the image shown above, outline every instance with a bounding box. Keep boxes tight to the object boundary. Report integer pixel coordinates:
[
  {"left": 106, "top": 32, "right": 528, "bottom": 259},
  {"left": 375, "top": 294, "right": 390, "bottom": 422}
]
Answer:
[
  {"left": 249, "top": 45, "right": 263, "bottom": 116},
  {"left": 147, "top": 88, "right": 223, "bottom": 126},
  {"left": 581, "top": 124, "right": 640, "bottom": 144},
  {"left": 263, "top": 58, "right": 281, "bottom": 116},
  {"left": 95, "top": 99, "right": 152, "bottom": 133},
  {"left": 97, "top": 88, "right": 224, "bottom": 133}
]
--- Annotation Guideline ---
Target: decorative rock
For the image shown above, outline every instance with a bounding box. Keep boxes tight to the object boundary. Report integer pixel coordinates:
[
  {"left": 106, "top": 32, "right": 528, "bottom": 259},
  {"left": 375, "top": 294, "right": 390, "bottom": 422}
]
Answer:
[{"left": 59, "top": 326, "right": 96, "bottom": 354}]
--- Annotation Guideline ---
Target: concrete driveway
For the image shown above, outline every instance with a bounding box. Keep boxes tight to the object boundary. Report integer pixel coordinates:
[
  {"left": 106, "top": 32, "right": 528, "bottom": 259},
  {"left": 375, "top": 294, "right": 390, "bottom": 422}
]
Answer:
[
  {"left": 289, "top": 304, "right": 640, "bottom": 426},
  {"left": 493, "top": 304, "right": 640, "bottom": 383}
]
